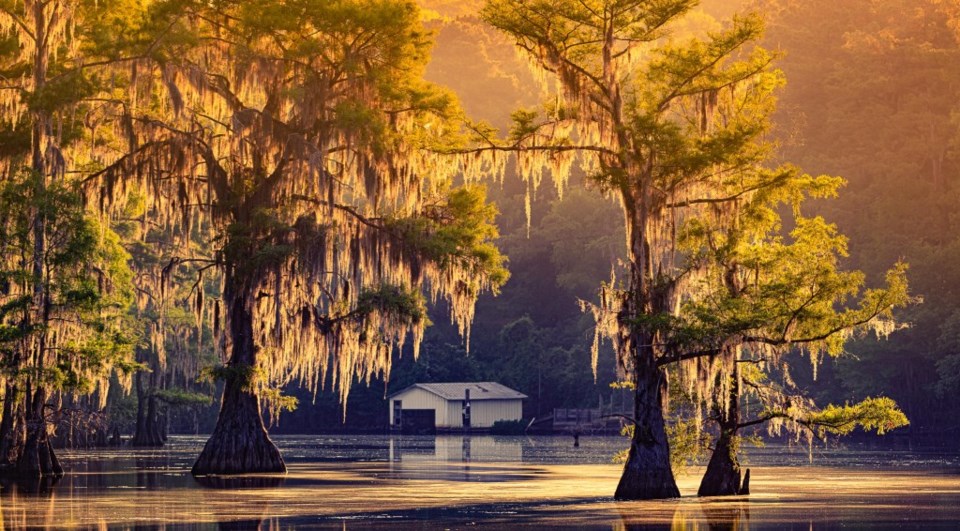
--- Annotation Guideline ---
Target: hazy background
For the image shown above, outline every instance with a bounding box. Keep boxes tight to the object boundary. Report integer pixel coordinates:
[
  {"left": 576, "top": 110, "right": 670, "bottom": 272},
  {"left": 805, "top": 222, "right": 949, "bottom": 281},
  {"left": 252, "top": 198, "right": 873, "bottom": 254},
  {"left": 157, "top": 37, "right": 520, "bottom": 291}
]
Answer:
[{"left": 198, "top": 0, "right": 960, "bottom": 446}]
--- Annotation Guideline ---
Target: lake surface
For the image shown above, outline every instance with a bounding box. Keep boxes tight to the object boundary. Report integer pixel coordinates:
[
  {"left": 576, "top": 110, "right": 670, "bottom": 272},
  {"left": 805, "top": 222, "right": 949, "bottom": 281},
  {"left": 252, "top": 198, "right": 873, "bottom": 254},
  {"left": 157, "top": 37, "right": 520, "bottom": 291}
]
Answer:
[{"left": 2, "top": 435, "right": 959, "bottom": 529}]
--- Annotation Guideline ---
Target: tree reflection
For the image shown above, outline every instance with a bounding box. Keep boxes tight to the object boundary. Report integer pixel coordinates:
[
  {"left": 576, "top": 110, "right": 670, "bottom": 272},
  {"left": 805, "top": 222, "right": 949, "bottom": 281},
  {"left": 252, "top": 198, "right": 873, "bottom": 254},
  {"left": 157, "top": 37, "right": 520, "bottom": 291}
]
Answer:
[
  {"left": 614, "top": 501, "right": 681, "bottom": 530},
  {"left": 218, "top": 518, "right": 281, "bottom": 530},
  {"left": 0, "top": 476, "right": 59, "bottom": 530},
  {"left": 0, "top": 475, "right": 59, "bottom": 496},
  {"left": 614, "top": 499, "right": 751, "bottom": 530},
  {"left": 193, "top": 475, "right": 286, "bottom": 489},
  {"left": 700, "top": 500, "right": 750, "bottom": 530}
]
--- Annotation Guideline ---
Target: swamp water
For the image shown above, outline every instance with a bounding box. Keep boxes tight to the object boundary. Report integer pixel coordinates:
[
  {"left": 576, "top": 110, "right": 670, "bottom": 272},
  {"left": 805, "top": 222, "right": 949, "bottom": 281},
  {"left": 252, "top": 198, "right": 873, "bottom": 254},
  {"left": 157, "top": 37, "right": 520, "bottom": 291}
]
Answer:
[{"left": 1, "top": 435, "right": 958, "bottom": 529}]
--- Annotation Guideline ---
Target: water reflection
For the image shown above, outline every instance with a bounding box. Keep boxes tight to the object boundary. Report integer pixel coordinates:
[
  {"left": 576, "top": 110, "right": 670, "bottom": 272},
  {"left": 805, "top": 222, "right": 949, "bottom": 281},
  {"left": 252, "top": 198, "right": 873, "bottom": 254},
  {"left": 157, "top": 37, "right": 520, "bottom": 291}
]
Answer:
[
  {"left": 275, "top": 433, "right": 625, "bottom": 464},
  {"left": 194, "top": 475, "right": 286, "bottom": 489},
  {"left": 0, "top": 475, "right": 60, "bottom": 496},
  {"left": 699, "top": 500, "right": 751, "bottom": 531},
  {"left": 0, "top": 435, "right": 953, "bottom": 529},
  {"left": 614, "top": 500, "right": 751, "bottom": 531},
  {"left": 614, "top": 503, "right": 677, "bottom": 530},
  {"left": 388, "top": 435, "right": 523, "bottom": 462}
]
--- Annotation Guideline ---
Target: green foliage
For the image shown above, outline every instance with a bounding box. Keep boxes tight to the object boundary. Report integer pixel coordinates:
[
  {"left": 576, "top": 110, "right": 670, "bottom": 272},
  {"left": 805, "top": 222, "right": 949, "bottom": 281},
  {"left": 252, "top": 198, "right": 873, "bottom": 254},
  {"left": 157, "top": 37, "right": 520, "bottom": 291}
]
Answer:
[
  {"left": 198, "top": 364, "right": 262, "bottom": 389},
  {"left": 154, "top": 388, "right": 214, "bottom": 406},
  {"left": 260, "top": 386, "right": 299, "bottom": 427},
  {"left": 356, "top": 285, "right": 429, "bottom": 326},
  {"left": 0, "top": 171, "right": 136, "bottom": 393},
  {"left": 805, "top": 397, "right": 909, "bottom": 438},
  {"left": 199, "top": 362, "right": 296, "bottom": 425},
  {"left": 666, "top": 417, "right": 712, "bottom": 475},
  {"left": 679, "top": 216, "right": 911, "bottom": 361},
  {"left": 389, "top": 184, "right": 509, "bottom": 294},
  {"left": 508, "top": 109, "right": 542, "bottom": 143},
  {"left": 222, "top": 209, "right": 299, "bottom": 275}
]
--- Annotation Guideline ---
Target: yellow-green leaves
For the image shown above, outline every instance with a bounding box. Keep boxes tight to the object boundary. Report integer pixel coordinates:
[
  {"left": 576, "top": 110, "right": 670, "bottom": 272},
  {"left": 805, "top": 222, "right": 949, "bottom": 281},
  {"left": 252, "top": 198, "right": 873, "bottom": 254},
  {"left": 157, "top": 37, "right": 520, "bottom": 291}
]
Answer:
[
  {"left": 806, "top": 397, "right": 909, "bottom": 436},
  {"left": 389, "top": 184, "right": 510, "bottom": 293}
]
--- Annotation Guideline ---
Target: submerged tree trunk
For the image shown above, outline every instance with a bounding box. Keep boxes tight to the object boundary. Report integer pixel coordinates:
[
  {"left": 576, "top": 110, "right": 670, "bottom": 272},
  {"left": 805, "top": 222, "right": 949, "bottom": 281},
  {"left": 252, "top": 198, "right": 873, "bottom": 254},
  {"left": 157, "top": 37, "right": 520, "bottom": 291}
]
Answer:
[
  {"left": 697, "top": 426, "right": 745, "bottom": 496},
  {"left": 130, "top": 373, "right": 164, "bottom": 447},
  {"left": 191, "top": 377, "right": 285, "bottom": 475},
  {"left": 192, "top": 286, "right": 285, "bottom": 475},
  {"left": 698, "top": 359, "right": 747, "bottom": 497},
  {"left": 614, "top": 188, "right": 680, "bottom": 500},
  {"left": 16, "top": 385, "right": 62, "bottom": 478},
  {"left": 615, "top": 351, "right": 681, "bottom": 500},
  {"left": 0, "top": 382, "right": 25, "bottom": 468}
]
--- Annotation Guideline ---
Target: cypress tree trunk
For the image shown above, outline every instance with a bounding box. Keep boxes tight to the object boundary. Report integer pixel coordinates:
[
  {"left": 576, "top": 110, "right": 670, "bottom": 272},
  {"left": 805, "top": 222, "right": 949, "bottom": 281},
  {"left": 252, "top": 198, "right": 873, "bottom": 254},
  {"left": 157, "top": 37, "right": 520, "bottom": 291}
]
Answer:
[
  {"left": 614, "top": 192, "right": 680, "bottom": 500},
  {"left": 614, "top": 350, "right": 680, "bottom": 500},
  {"left": 160, "top": 409, "right": 168, "bottom": 443},
  {"left": 17, "top": 385, "right": 62, "bottom": 478},
  {"left": 698, "top": 360, "right": 747, "bottom": 497},
  {"left": 697, "top": 426, "right": 744, "bottom": 496},
  {"left": 131, "top": 373, "right": 164, "bottom": 447},
  {"left": 0, "top": 382, "right": 25, "bottom": 468},
  {"left": 192, "top": 285, "right": 285, "bottom": 475}
]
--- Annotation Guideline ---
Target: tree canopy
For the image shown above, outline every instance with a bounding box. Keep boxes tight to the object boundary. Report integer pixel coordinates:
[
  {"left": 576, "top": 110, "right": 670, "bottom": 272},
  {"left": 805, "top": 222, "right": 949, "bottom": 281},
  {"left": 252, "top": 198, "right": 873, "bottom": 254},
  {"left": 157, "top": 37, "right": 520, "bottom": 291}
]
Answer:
[
  {"left": 479, "top": 0, "right": 911, "bottom": 499},
  {"left": 0, "top": 0, "right": 935, "bottom": 496}
]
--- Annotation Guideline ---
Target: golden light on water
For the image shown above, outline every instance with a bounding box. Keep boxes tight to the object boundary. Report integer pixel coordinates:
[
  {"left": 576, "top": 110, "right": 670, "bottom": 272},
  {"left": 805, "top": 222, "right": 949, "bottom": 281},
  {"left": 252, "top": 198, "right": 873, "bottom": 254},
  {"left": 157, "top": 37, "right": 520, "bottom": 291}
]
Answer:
[{"left": 2, "top": 456, "right": 959, "bottom": 528}]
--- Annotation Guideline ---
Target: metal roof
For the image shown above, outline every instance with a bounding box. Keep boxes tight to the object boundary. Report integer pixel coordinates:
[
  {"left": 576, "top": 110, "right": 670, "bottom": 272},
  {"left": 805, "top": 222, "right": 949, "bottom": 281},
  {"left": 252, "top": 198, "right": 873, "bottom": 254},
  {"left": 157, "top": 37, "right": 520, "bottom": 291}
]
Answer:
[{"left": 388, "top": 382, "right": 527, "bottom": 401}]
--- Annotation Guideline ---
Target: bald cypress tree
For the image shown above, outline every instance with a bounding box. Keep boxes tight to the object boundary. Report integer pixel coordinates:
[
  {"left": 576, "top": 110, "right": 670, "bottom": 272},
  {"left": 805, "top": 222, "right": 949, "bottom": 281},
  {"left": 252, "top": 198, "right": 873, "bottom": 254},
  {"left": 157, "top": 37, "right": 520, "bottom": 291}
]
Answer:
[
  {"left": 481, "top": 0, "right": 913, "bottom": 499},
  {"left": 480, "top": 0, "right": 799, "bottom": 499},
  {"left": 0, "top": 0, "right": 145, "bottom": 478},
  {"left": 678, "top": 183, "right": 910, "bottom": 496},
  {"left": 89, "top": 0, "right": 508, "bottom": 474},
  {"left": 122, "top": 214, "right": 218, "bottom": 448}
]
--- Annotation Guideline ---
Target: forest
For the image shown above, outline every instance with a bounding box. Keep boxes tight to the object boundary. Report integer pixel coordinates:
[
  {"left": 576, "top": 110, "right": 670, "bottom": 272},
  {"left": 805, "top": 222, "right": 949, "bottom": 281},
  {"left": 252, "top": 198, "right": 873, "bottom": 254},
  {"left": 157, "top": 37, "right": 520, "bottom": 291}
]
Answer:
[{"left": 0, "top": 0, "right": 955, "bottom": 505}]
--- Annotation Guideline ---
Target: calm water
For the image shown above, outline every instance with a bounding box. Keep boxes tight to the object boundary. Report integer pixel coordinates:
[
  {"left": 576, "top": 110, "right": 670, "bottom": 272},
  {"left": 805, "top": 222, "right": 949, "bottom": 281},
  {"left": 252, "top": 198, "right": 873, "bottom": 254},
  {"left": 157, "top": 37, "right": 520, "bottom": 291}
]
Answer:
[{"left": 2, "top": 435, "right": 959, "bottom": 529}]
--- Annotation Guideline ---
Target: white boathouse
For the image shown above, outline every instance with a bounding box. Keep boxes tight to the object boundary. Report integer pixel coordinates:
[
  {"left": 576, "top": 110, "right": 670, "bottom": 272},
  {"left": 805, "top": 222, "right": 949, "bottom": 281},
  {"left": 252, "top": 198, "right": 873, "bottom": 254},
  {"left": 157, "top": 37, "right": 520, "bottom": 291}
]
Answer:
[{"left": 387, "top": 382, "right": 526, "bottom": 432}]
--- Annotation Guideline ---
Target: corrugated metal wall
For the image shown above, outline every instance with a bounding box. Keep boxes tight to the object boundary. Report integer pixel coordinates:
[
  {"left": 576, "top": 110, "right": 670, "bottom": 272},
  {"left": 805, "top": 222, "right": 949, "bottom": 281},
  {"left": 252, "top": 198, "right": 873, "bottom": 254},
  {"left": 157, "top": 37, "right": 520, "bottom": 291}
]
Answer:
[{"left": 467, "top": 400, "right": 523, "bottom": 428}]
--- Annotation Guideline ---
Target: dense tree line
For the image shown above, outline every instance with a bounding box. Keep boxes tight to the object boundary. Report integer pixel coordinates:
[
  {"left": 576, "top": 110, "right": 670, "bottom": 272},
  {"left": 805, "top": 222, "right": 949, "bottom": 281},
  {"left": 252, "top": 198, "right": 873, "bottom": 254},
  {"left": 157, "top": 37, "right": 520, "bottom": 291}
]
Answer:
[{"left": 744, "top": 0, "right": 960, "bottom": 442}]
